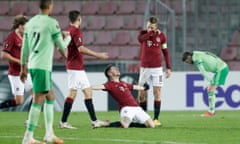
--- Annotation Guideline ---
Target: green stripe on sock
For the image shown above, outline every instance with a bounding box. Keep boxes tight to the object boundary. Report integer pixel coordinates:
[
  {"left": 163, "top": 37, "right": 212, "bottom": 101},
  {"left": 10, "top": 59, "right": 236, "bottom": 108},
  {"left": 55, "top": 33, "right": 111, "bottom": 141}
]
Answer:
[{"left": 45, "top": 99, "right": 54, "bottom": 104}]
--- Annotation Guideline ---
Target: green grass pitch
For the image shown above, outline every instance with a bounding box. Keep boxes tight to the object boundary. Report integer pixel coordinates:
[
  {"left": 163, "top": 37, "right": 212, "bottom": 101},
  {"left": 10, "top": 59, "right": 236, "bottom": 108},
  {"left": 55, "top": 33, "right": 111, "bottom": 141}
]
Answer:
[{"left": 0, "top": 111, "right": 239, "bottom": 144}]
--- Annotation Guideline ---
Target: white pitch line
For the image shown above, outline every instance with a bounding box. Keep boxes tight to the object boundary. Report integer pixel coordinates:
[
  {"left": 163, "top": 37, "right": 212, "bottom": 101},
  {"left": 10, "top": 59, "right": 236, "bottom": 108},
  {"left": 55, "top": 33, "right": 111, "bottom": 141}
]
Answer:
[{"left": 0, "top": 135, "right": 207, "bottom": 144}]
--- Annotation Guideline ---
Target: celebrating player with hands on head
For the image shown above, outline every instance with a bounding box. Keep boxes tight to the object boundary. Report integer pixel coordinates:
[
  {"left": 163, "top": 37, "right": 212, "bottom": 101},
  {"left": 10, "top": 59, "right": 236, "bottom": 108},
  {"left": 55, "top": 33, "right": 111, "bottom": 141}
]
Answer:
[
  {"left": 91, "top": 65, "right": 155, "bottom": 128},
  {"left": 59, "top": 10, "right": 109, "bottom": 129},
  {"left": 137, "top": 16, "right": 171, "bottom": 126},
  {"left": 182, "top": 51, "right": 229, "bottom": 117}
]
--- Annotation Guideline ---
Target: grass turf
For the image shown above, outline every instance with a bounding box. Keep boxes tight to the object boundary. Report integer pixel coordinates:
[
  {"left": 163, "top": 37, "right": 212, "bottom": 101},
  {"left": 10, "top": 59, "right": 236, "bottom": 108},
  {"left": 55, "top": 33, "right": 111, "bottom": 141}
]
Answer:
[{"left": 0, "top": 111, "right": 239, "bottom": 144}]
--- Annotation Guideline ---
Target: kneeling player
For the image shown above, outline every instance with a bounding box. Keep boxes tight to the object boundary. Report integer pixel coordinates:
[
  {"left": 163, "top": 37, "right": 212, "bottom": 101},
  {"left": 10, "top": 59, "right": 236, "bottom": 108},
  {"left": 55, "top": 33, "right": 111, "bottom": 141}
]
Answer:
[{"left": 91, "top": 65, "right": 155, "bottom": 128}]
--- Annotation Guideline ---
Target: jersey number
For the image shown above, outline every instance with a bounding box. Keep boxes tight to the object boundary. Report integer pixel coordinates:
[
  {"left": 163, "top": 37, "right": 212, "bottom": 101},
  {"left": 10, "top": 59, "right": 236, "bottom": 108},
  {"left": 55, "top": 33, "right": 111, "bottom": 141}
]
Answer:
[{"left": 32, "top": 32, "right": 40, "bottom": 53}]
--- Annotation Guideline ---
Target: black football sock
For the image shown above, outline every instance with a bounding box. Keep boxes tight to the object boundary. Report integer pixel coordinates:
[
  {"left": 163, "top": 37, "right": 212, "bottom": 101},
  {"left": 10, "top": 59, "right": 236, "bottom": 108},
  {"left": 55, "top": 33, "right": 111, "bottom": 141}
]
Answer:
[
  {"left": 106, "top": 121, "right": 122, "bottom": 127},
  {"left": 61, "top": 97, "right": 74, "bottom": 123},
  {"left": 106, "top": 121, "right": 146, "bottom": 128},
  {"left": 0, "top": 99, "right": 16, "bottom": 108},
  {"left": 129, "top": 122, "right": 146, "bottom": 128},
  {"left": 154, "top": 100, "right": 161, "bottom": 120},
  {"left": 139, "top": 101, "right": 147, "bottom": 111},
  {"left": 84, "top": 99, "right": 97, "bottom": 121}
]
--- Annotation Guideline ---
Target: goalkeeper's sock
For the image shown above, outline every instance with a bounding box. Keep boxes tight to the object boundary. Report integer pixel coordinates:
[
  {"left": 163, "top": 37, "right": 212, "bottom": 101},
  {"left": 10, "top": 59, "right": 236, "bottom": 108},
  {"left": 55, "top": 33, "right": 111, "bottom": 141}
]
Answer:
[
  {"left": 139, "top": 101, "right": 147, "bottom": 111},
  {"left": 154, "top": 100, "right": 161, "bottom": 120},
  {"left": 44, "top": 99, "right": 54, "bottom": 135},
  {"left": 0, "top": 99, "right": 17, "bottom": 108},
  {"left": 61, "top": 97, "right": 73, "bottom": 122},
  {"left": 27, "top": 102, "right": 41, "bottom": 132},
  {"left": 84, "top": 99, "right": 97, "bottom": 121},
  {"left": 208, "top": 92, "right": 216, "bottom": 113}
]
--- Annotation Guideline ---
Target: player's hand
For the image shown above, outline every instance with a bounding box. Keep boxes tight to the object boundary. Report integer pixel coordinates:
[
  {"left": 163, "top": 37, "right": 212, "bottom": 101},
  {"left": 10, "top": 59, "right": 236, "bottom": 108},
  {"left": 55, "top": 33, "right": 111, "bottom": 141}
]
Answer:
[
  {"left": 165, "top": 69, "right": 171, "bottom": 78},
  {"left": 20, "top": 64, "right": 28, "bottom": 83},
  {"left": 156, "top": 29, "right": 161, "bottom": 34},
  {"left": 62, "top": 31, "right": 70, "bottom": 38},
  {"left": 143, "top": 83, "right": 150, "bottom": 91},
  {"left": 20, "top": 71, "right": 27, "bottom": 83},
  {"left": 97, "top": 52, "right": 109, "bottom": 59}
]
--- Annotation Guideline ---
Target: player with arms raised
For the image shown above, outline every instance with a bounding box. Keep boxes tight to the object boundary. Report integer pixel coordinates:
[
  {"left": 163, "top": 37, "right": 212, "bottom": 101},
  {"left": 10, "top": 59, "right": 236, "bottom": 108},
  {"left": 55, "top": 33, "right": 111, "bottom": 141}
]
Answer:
[
  {"left": 92, "top": 65, "right": 155, "bottom": 128},
  {"left": 137, "top": 16, "right": 171, "bottom": 126}
]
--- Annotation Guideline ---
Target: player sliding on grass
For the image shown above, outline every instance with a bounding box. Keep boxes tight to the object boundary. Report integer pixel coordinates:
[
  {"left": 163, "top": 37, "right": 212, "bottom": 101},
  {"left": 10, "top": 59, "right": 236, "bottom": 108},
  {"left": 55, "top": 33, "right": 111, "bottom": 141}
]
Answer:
[
  {"left": 182, "top": 51, "right": 229, "bottom": 117},
  {"left": 91, "top": 65, "right": 155, "bottom": 128},
  {"left": 59, "top": 10, "right": 109, "bottom": 129}
]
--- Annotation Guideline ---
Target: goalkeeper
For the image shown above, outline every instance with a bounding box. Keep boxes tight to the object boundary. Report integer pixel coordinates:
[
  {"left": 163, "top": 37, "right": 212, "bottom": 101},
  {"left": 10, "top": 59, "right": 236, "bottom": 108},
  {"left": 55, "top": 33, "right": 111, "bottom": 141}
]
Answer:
[
  {"left": 91, "top": 65, "right": 155, "bottom": 128},
  {"left": 182, "top": 51, "right": 229, "bottom": 117}
]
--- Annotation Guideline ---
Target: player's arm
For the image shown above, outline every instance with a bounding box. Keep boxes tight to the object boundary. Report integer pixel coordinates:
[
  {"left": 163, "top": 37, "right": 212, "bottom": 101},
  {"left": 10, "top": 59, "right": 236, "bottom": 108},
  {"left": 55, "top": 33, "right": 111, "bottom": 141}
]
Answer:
[
  {"left": 196, "top": 62, "right": 211, "bottom": 82},
  {"left": 138, "top": 30, "right": 154, "bottom": 42},
  {"left": 78, "top": 46, "right": 108, "bottom": 59},
  {"left": 91, "top": 84, "right": 106, "bottom": 90},
  {"left": 133, "top": 83, "right": 149, "bottom": 91},
  {"left": 161, "top": 33, "right": 171, "bottom": 78},
  {"left": 1, "top": 51, "right": 20, "bottom": 64},
  {"left": 20, "top": 33, "right": 29, "bottom": 82},
  {"left": 54, "top": 32, "right": 71, "bottom": 58}
]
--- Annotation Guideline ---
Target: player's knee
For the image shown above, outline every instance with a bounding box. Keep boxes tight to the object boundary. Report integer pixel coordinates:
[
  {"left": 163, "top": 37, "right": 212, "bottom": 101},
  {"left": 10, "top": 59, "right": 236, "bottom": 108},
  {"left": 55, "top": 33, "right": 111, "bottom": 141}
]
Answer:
[
  {"left": 69, "top": 89, "right": 77, "bottom": 98},
  {"left": 121, "top": 117, "right": 131, "bottom": 128},
  {"left": 15, "top": 96, "right": 24, "bottom": 105}
]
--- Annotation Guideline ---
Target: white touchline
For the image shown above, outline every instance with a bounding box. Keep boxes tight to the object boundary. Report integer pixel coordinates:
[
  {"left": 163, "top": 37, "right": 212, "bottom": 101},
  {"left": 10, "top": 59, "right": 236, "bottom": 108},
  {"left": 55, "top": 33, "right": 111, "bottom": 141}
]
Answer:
[{"left": 0, "top": 135, "right": 207, "bottom": 144}]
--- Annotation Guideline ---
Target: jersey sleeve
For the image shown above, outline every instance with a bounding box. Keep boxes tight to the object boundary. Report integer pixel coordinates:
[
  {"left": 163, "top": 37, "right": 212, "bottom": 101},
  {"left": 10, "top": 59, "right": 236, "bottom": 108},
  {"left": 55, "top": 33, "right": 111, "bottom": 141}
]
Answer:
[
  {"left": 2, "top": 34, "right": 15, "bottom": 53},
  {"left": 126, "top": 82, "right": 134, "bottom": 90},
  {"left": 51, "top": 19, "right": 71, "bottom": 51},
  {"left": 161, "top": 33, "right": 171, "bottom": 69},
  {"left": 161, "top": 33, "right": 167, "bottom": 49},
  {"left": 21, "top": 32, "right": 29, "bottom": 65},
  {"left": 138, "top": 30, "right": 154, "bottom": 43},
  {"left": 193, "top": 54, "right": 211, "bottom": 82},
  {"left": 73, "top": 30, "right": 84, "bottom": 48},
  {"left": 104, "top": 82, "right": 112, "bottom": 91}
]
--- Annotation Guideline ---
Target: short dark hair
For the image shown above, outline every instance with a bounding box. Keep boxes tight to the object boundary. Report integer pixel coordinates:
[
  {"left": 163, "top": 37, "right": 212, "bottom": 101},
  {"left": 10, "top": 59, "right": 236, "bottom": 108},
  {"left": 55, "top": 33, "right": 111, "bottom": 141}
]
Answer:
[
  {"left": 69, "top": 10, "right": 80, "bottom": 23},
  {"left": 12, "top": 15, "right": 28, "bottom": 30},
  {"left": 182, "top": 52, "right": 192, "bottom": 61},
  {"left": 148, "top": 16, "right": 158, "bottom": 24},
  {"left": 39, "top": 0, "right": 53, "bottom": 10},
  {"left": 104, "top": 64, "right": 114, "bottom": 79}
]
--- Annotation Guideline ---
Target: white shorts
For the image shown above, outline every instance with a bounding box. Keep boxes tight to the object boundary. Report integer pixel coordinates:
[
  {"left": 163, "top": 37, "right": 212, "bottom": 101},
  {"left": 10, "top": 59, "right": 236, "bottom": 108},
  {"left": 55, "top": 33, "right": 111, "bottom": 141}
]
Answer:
[
  {"left": 138, "top": 67, "right": 163, "bottom": 87},
  {"left": 8, "top": 74, "right": 32, "bottom": 96},
  {"left": 120, "top": 106, "right": 151, "bottom": 124},
  {"left": 67, "top": 70, "right": 90, "bottom": 90}
]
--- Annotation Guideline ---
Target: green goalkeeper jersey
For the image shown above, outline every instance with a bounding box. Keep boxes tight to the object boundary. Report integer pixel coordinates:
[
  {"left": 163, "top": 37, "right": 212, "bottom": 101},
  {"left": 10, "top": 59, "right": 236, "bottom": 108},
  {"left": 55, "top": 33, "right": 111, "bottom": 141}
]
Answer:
[
  {"left": 21, "top": 14, "right": 70, "bottom": 71},
  {"left": 192, "top": 51, "right": 227, "bottom": 82}
]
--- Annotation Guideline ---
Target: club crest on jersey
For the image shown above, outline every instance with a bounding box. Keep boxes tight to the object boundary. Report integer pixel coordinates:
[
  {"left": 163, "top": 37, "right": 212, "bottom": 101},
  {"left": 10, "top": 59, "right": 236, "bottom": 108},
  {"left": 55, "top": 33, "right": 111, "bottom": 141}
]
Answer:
[
  {"left": 156, "top": 37, "right": 161, "bottom": 42},
  {"left": 78, "top": 38, "right": 82, "bottom": 42},
  {"left": 119, "top": 86, "right": 125, "bottom": 92}
]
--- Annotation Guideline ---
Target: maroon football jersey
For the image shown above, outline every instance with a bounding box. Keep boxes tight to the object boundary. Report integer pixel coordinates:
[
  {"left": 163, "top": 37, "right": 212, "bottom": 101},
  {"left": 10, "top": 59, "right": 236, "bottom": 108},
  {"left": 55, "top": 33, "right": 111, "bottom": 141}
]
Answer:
[
  {"left": 104, "top": 81, "right": 138, "bottom": 110},
  {"left": 138, "top": 30, "right": 171, "bottom": 69},
  {"left": 2, "top": 32, "right": 22, "bottom": 75},
  {"left": 66, "top": 25, "right": 84, "bottom": 70}
]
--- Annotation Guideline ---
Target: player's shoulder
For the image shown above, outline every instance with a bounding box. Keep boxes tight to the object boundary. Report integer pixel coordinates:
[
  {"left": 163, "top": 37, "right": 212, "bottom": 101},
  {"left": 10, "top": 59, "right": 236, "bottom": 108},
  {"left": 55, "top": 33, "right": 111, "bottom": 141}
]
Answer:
[{"left": 4, "top": 31, "right": 16, "bottom": 40}]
